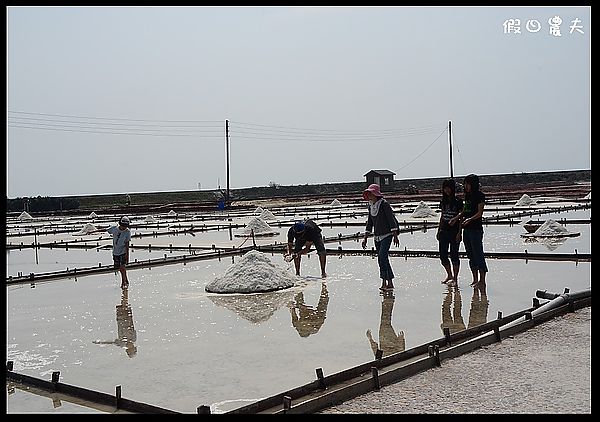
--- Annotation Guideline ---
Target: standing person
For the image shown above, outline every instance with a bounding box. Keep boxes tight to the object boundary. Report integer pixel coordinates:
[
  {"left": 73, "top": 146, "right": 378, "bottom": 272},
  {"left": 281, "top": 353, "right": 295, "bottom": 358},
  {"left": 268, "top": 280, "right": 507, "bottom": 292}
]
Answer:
[
  {"left": 108, "top": 216, "right": 132, "bottom": 288},
  {"left": 286, "top": 219, "right": 327, "bottom": 278},
  {"left": 437, "top": 178, "right": 463, "bottom": 284},
  {"left": 460, "top": 174, "right": 488, "bottom": 287},
  {"left": 361, "top": 184, "right": 400, "bottom": 291}
]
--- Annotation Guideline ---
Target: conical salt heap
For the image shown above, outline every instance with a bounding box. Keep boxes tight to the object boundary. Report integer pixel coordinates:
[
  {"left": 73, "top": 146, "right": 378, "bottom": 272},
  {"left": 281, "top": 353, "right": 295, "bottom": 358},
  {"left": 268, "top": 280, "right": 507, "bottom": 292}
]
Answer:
[
  {"left": 259, "top": 209, "right": 277, "bottom": 221},
  {"left": 17, "top": 211, "right": 33, "bottom": 220},
  {"left": 205, "top": 250, "right": 299, "bottom": 293},
  {"left": 240, "top": 217, "right": 277, "bottom": 235},
  {"left": 533, "top": 219, "right": 569, "bottom": 236},
  {"left": 410, "top": 201, "right": 437, "bottom": 218},
  {"left": 515, "top": 194, "right": 536, "bottom": 206}
]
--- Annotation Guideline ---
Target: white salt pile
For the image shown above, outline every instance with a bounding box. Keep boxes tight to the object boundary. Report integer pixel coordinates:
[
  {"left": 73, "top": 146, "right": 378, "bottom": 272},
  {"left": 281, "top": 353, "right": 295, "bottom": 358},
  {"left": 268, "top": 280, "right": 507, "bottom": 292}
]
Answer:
[
  {"left": 253, "top": 206, "right": 264, "bottom": 215},
  {"left": 167, "top": 210, "right": 177, "bottom": 217},
  {"left": 515, "top": 194, "right": 536, "bottom": 206},
  {"left": 74, "top": 223, "right": 98, "bottom": 236},
  {"left": 240, "top": 217, "right": 277, "bottom": 235},
  {"left": 205, "top": 250, "right": 300, "bottom": 293},
  {"left": 89, "top": 212, "right": 98, "bottom": 218},
  {"left": 583, "top": 192, "right": 591, "bottom": 200},
  {"left": 410, "top": 201, "right": 438, "bottom": 218},
  {"left": 144, "top": 215, "right": 157, "bottom": 223},
  {"left": 259, "top": 209, "right": 277, "bottom": 221},
  {"left": 17, "top": 211, "right": 33, "bottom": 220},
  {"left": 60, "top": 217, "right": 70, "bottom": 223},
  {"left": 533, "top": 219, "right": 569, "bottom": 236},
  {"left": 330, "top": 199, "right": 342, "bottom": 206}
]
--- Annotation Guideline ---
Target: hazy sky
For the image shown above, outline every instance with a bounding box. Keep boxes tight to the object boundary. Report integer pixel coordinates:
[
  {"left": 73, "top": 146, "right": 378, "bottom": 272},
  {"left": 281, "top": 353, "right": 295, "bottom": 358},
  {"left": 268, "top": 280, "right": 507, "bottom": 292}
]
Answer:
[{"left": 6, "top": 6, "right": 591, "bottom": 198}]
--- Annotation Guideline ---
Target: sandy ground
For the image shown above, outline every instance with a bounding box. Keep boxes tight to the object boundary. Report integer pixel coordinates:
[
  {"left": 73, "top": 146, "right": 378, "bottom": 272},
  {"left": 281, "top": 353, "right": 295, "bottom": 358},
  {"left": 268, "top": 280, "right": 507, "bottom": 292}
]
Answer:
[{"left": 320, "top": 306, "right": 591, "bottom": 414}]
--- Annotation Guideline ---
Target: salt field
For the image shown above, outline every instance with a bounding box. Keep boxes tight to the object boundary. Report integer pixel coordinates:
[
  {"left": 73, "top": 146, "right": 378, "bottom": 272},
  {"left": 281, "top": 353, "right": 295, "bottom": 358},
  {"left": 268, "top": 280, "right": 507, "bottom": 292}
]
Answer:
[{"left": 6, "top": 197, "right": 591, "bottom": 413}]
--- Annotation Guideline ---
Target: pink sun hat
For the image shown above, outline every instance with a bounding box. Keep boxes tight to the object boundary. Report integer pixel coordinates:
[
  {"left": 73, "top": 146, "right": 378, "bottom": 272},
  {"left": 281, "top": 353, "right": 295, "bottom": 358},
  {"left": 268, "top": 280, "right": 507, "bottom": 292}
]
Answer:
[{"left": 363, "top": 183, "right": 383, "bottom": 200}]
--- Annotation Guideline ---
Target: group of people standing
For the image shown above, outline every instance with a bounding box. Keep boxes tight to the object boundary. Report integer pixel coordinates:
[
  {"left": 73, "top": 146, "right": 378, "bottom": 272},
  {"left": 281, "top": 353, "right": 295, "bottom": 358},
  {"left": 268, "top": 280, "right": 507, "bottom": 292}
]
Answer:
[
  {"left": 288, "top": 174, "right": 488, "bottom": 291},
  {"left": 364, "top": 173, "right": 488, "bottom": 290}
]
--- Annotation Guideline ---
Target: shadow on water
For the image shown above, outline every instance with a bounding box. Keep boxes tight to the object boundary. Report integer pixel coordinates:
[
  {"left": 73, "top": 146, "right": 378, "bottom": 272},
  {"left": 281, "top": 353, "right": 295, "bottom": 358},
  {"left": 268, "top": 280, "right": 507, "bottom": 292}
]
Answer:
[
  {"left": 93, "top": 287, "right": 137, "bottom": 358},
  {"left": 288, "top": 281, "right": 329, "bottom": 337},
  {"left": 366, "top": 290, "right": 405, "bottom": 358}
]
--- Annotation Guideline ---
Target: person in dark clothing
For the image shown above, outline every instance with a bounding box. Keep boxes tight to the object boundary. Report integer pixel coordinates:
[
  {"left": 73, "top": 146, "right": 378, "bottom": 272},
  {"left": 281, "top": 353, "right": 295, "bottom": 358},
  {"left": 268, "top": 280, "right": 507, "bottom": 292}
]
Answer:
[
  {"left": 361, "top": 184, "right": 400, "bottom": 291},
  {"left": 436, "top": 179, "right": 463, "bottom": 284},
  {"left": 458, "top": 174, "right": 488, "bottom": 287},
  {"left": 286, "top": 219, "right": 327, "bottom": 278}
]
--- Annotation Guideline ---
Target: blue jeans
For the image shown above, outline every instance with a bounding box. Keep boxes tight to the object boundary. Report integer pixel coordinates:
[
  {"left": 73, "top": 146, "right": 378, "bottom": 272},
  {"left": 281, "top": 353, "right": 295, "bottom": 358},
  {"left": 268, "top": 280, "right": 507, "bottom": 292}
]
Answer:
[
  {"left": 462, "top": 229, "right": 488, "bottom": 272},
  {"left": 375, "top": 235, "right": 394, "bottom": 280},
  {"left": 438, "top": 230, "right": 460, "bottom": 267}
]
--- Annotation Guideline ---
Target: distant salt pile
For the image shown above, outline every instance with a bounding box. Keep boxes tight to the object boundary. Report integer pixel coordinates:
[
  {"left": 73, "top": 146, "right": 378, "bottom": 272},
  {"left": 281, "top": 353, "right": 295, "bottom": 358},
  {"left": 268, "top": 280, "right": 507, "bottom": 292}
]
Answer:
[
  {"left": 533, "top": 219, "right": 569, "bottom": 236},
  {"left": 253, "top": 207, "right": 264, "bottom": 215},
  {"left": 167, "top": 210, "right": 177, "bottom": 217},
  {"left": 17, "top": 211, "right": 33, "bottom": 220},
  {"left": 239, "top": 217, "right": 278, "bottom": 236},
  {"left": 74, "top": 223, "right": 98, "bottom": 236},
  {"left": 583, "top": 192, "right": 591, "bottom": 200},
  {"left": 410, "top": 202, "right": 437, "bottom": 218},
  {"left": 60, "top": 217, "right": 70, "bottom": 224},
  {"left": 259, "top": 209, "right": 277, "bottom": 221},
  {"left": 144, "top": 215, "right": 157, "bottom": 223},
  {"left": 89, "top": 212, "right": 98, "bottom": 218},
  {"left": 515, "top": 194, "right": 536, "bottom": 206},
  {"left": 330, "top": 199, "right": 342, "bottom": 206},
  {"left": 205, "top": 250, "right": 299, "bottom": 293}
]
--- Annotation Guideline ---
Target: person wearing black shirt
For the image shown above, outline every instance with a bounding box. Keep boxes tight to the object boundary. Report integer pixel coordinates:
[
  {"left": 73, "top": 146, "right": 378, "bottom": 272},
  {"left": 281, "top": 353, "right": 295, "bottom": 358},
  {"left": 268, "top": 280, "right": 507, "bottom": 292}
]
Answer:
[
  {"left": 436, "top": 179, "right": 463, "bottom": 285},
  {"left": 459, "top": 174, "right": 488, "bottom": 287},
  {"left": 286, "top": 219, "right": 327, "bottom": 278}
]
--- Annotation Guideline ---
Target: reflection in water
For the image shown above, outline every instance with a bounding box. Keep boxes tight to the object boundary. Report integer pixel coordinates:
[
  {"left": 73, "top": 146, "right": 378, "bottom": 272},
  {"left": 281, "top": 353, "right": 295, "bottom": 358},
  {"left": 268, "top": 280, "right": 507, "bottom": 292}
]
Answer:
[
  {"left": 366, "top": 291, "right": 405, "bottom": 358},
  {"left": 208, "top": 288, "right": 298, "bottom": 324},
  {"left": 440, "top": 284, "right": 466, "bottom": 335},
  {"left": 523, "top": 236, "right": 568, "bottom": 251},
  {"left": 288, "top": 282, "right": 329, "bottom": 337},
  {"left": 93, "top": 288, "right": 137, "bottom": 357},
  {"left": 468, "top": 284, "right": 489, "bottom": 329}
]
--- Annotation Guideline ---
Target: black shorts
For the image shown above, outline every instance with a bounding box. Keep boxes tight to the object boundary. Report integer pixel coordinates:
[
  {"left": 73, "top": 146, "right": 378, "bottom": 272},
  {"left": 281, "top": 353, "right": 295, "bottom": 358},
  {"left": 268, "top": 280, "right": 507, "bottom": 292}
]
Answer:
[
  {"left": 113, "top": 254, "right": 128, "bottom": 268},
  {"left": 294, "top": 235, "right": 326, "bottom": 256}
]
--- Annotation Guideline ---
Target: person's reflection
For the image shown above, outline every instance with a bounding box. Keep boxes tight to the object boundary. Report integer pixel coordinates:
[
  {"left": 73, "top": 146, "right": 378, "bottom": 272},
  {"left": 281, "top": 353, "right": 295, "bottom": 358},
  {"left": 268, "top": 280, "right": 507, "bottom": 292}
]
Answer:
[
  {"left": 468, "top": 283, "right": 489, "bottom": 329},
  {"left": 288, "top": 282, "right": 329, "bottom": 337},
  {"left": 440, "top": 284, "right": 466, "bottom": 335},
  {"left": 93, "top": 288, "right": 137, "bottom": 357},
  {"left": 366, "top": 290, "right": 405, "bottom": 358}
]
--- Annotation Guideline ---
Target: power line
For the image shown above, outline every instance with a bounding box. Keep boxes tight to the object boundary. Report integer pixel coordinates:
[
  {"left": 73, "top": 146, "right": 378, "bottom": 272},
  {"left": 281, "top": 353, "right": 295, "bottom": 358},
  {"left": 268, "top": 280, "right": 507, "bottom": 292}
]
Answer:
[
  {"left": 397, "top": 128, "right": 448, "bottom": 171},
  {"left": 8, "top": 110, "right": 222, "bottom": 124}
]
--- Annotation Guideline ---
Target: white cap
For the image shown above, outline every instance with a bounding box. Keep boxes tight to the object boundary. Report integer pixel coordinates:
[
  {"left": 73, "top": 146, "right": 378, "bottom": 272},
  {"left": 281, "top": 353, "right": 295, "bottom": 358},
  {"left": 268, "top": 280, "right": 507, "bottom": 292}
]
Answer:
[{"left": 120, "top": 216, "right": 131, "bottom": 226}]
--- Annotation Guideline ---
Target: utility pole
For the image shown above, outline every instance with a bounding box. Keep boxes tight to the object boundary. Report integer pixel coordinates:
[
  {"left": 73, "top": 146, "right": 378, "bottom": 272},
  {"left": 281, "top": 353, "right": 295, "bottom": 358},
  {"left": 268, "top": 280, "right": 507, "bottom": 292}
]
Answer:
[
  {"left": 225, "top": 119, "right": 230, "bottom": 206},
  {"left": 448, "top": 120, "right": 454, "bottom": 179}
]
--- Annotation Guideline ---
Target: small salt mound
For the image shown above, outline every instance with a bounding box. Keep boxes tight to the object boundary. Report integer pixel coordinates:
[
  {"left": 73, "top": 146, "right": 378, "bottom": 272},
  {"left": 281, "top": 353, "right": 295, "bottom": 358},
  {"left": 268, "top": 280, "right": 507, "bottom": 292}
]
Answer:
[
  {"left": 167, "top": 210, "right": 177, "bottom": 216},
  {"left": 583, "top": 192, "right": 591, "bottom": 200},
  {"left": 60, "top": 217, "right": 70, "bottom": 223},
  {"left": 515, "top": 194, "right": 536, "bottom": 206},
  {"left": 533, "top": 219, "right": 569, "bottom": 236},
  {"left": 410, "top": 201, "right": 438, "bottom": 218},
  {"left": 144, "top": 215, "right": 157, "bottom": 223},
  {"left": 74, "top": 223, "right": 98, "bottom": 235},
  {"left": 330, "top": 199, "right": 342, "bottom": 206},
  {"left": 241, "top": 217, "right": 276, "bottom": 235},
  {"left": 205, "top": 250, "right": 299, "bottom": 293},
  {"left": 89, "top": 212, "right": 98, "bottom": 218},
  {"left": 259, "top": 209, "right": 277, "bottom": 220},
  {"left": 253, "top": 207, "right": 264, "bottom": 215},
  {"left": 17, "top": 211, "right": 33, "bottom": 220}
]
